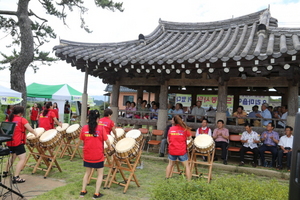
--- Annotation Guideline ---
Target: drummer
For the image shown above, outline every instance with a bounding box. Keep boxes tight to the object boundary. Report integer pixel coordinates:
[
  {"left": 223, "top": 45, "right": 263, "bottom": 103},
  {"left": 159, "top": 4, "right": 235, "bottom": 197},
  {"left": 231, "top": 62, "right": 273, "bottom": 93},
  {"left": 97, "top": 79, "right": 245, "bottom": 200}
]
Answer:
[
  {"left": 165, "top": 115, "right": 192, "bottom": 181},
  {"left": 80, "top": 110, "right": 113, "bottom": 198},
  {"left": 3, "top": 106, "right": 37, "bottom": 183},
  {"left": 39, "top": 101, "right": 62, "bottom": 130},
  {"left": 98, "top": 109, "right": 117, "bottom": 138},
  {"left": 195, "top": 118, "right": 212, "bottom": 137}
]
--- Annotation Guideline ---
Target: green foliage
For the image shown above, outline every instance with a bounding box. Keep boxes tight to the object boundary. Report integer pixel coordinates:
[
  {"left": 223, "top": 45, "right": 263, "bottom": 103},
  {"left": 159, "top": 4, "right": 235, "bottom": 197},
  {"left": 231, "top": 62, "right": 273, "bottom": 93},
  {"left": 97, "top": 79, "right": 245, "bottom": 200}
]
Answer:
[{"left": 151, "top": 174, "right": 288, "bottom": 200}]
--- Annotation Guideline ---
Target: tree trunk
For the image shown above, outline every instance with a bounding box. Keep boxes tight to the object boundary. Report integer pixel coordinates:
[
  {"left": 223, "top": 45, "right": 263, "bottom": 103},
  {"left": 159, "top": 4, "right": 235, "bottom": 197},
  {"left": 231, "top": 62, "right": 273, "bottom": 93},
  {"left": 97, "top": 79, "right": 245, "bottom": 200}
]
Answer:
[{"left": 10, "top": 0, "right": 34, "bottom": 110}]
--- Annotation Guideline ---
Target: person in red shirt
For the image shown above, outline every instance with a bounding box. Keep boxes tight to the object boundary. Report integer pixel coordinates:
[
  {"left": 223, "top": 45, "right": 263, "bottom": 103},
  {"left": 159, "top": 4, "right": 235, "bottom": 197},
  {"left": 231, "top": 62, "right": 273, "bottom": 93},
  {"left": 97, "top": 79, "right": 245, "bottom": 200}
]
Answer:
[
  {"left": 80, "top": 110, "right": 113, "bottom": 199},
  {"left": 30, "top": 103, "right": 39, "bottom": 128},
  {"left": 4, "top": 106, "right": 37, "bottom": 183},
  {"left": 98, "top": 109, "right": 117, "bottom": 138},
  {"left": 4, "top": 105, "right": 13, "bottom": 120},
  {"left": 39, "top": 102, "right": 62, "bottom": 130},
  {"left": 52, "top": 102, "right": 59, "bottom": 120},
  {"left": 165, "top": 115, "right": 192, "bottom": 180}
]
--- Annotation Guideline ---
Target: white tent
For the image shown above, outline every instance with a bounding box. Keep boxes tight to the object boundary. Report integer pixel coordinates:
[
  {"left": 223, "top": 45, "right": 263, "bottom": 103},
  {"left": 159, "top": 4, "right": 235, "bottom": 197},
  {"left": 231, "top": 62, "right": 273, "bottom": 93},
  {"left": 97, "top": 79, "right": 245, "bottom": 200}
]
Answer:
[{"left": 0, "top": 85, "right": 23, "bottom": 105}]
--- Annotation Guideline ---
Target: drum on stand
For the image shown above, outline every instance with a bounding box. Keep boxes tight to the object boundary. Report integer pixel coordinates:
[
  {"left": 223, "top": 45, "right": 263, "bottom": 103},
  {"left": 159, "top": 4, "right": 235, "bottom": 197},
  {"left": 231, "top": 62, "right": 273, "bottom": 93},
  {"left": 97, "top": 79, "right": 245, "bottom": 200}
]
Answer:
[
  {"left": 186, "top": 138, "right": 194, "bottom": 152},
  {"left": 194, "top": 134, "right": 215, "bottom": 154},
  {"left": 39, "top": 129, "right": 62, "bottom": 149},
  {"left": 104, "top": 135, "right": 115, "bottom": 156},
  {"left": 27, "top": 128, "right": 45, "bottom": 147},
  {"left": 66, "top": 124, "right": 81, "bottom": 139},
  {"left": 56, "top": 123, "right": 69, "bottom": 138},
  {"left": 112, "top": 128, "right": 125, "bottom": 143},
  {"left": 125, "top": 129, "right": 143, "bottom": 144},
  {"left": 115, "top": 138, "right": 139, "bottom": 160}
]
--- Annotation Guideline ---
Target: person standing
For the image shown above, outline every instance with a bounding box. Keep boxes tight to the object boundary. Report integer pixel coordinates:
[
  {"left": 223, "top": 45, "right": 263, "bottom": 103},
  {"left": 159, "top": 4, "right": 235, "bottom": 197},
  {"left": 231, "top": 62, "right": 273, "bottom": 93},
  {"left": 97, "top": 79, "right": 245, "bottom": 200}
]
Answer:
[
  {"left": 277, "top": 126, "right": 293, "bottom": 171},
  {"left": 80, "top": 110, "right": 113, "bottom": 198},
  {"left": 4, "top": 105, "right": 14, "bottom": 120},
  {"left": 165, "top": 115, "right": 191, "bottom": 180},
  {"left": 239, "top": 124, "right": 260, "bottom": 167},
  {"left": 29, "top": 103, "right": 39, "bottom": 128},
  {"left": 98, "top": 109, "right": 117, "bottom": 138},
  {"left": 4, "top": 106, "right": 37, "bottom": 183},
  {"left": 52, "top": 102, "right": 59, "bottom": 121},
  {"left": 39, "top": 102, "right": 62, "bottom": 130},
  {"left": 212, "top": 120, "right": 229, "bottom": 165},
  {"left": 259, "top": 122, "right": 279, "bottom": 167}
]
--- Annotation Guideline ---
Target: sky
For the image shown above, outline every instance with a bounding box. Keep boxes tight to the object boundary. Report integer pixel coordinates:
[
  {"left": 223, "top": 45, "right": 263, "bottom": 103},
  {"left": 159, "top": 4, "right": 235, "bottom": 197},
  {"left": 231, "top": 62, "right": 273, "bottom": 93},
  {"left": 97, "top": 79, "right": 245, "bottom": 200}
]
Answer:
[{"left": 0, "top": 0, "right": 300, "bottom": 98}]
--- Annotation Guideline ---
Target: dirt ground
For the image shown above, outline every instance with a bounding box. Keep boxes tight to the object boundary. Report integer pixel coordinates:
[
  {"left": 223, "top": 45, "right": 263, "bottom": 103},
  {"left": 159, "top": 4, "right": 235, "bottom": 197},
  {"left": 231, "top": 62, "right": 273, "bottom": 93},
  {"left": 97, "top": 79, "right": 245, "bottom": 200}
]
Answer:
[{"left": 0, "top": 174, "right": 66, "bottom": 200}]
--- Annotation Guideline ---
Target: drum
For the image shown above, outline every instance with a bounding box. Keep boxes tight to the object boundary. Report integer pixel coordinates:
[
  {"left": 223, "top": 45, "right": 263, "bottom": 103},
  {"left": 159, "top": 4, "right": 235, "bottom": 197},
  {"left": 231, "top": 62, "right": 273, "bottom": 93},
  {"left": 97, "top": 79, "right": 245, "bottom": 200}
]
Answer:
[
  {"left": 39, "top": 129, "right": 62, "bottom": 149},
  {"left": 186, "top": 138, "right": 194, "bottom": 152},
  {"left": 125, "top": 129, "right": 143, "bottom": 144},
  {"left": 104, "top": 135, "right": 115, "bottom": 156},
  {"left": 115, "top": 138, "right": 139, "bottom": 160},
  {"left": 66, "top": 124, "right": 81, "bottom": 139},
  {"left": 56, "top": 123, "right": 69, "bottom": 137},
  {"left": 27, "top": 128, "right": 45, "bottom": 147},
  {"left": 194, "top": 134, "right": 215, "bottom": 154},
  {"left": 112, "top": 128, "right": 125, "bottom": 142}
]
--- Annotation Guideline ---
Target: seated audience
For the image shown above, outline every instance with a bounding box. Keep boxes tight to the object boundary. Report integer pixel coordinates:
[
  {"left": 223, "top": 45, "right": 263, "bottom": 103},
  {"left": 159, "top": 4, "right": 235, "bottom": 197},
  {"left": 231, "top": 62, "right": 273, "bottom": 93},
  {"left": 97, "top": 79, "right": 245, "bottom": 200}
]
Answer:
[
  {"left": 248, "top": 105, "right": 261, "bottom": 126},
  {"left": 173, "top": 103, "right": 184, "bottom": 115},
  {"left": 195, "top": 119, "right": 212, "bottom": 137},
  {"left": 256, "top": 103, "right": 272, "bottom": 126},
  {"left": 137, "top": 100, "right": 149, "bottom": 119},
  {"left": 259, "top": 122, "right": 279, "bottom": 167},
  {"left": 151, "top": 103, "right": 159, "bottom": 120},
  {"left": 239, "top": 124, "right": 260, "bottom": 167},
  {"left": 277, "top": 126, "right": 293, "bottom": 171},
  {"left": 188, "top": 101, "right": 205, "bottom": 122},
  {"left": 212, "top": 120, "right": 229, "bottom": 165},
  {"left": 275, "top": 105, "right": 288, "bottom": 128},
  {"left": 232, "top": 105, "right": 247, "bottom": 125},
  {"left": 159, "top": 118, "right": 175, "bottom": 157}
]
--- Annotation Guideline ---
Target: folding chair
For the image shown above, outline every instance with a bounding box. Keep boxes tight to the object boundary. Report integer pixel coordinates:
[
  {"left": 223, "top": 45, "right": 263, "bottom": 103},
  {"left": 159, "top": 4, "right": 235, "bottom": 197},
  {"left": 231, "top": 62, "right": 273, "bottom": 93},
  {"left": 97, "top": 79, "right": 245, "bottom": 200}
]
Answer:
[{"left": 147, "top": 130, "right": 163, "bottom": 152}]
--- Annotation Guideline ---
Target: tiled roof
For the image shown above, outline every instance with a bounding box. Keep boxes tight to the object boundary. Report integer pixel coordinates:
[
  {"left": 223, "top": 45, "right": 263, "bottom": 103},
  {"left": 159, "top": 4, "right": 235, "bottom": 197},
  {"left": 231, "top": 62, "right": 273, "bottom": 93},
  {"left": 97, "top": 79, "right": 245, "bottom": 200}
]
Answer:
[{"left": 53, "top": 9, "right": 300, "bottom": 82}]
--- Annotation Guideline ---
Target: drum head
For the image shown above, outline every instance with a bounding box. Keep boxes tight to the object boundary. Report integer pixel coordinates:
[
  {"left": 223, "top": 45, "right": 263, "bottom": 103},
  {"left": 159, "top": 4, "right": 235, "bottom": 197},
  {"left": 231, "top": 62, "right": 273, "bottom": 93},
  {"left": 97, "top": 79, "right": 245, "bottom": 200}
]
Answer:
[
  {"left": 66, "top": 124, "right": 80, "bottom": 133},
  {"left": 104, "top": 135, "right": 115, "bottom": 149},
  {"left": 40, "top": 129, "right": 58, "bottom": 142},
  {"left": 194, "top": 134, "right": 213, "bottom": 148},
  {"left": 115, "top": 138, "right": 136, "bottom": 153},
  {"left": 26, "top": 133, "right": 36, "bottom": 139},
  {"left": 126, "top": 129, "right": 141, "bottom": 139},
  {"left": 56, "top": 123, "right": 69, "bottom": 131},
  {"left": 27, "top": 127, "right": 45, "bottom": 139},
  {"left": 112, "top": 128, "right": 125, "bottom": 138}
]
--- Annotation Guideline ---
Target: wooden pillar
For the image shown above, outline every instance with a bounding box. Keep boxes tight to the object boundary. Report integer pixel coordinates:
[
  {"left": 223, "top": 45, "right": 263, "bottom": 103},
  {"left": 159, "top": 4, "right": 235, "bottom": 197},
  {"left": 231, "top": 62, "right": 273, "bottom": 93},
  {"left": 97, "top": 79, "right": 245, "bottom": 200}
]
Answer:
[
  {"left": 148, "top": 92, "right": 151, "bottom": 104},
  {"left": 281, "top": 92, "right": 288, "bottom": 107},
  {"left": 157, "top": 81, "right": 168, "bottom": 140},
  {"left": 233, "top": 89, "right": 240, "bottom": 114},
  {"left": 216, "top": 82, "right": 228, "bottom": 124},
  {"left": 191, "top": 90, "right": 197, "bottom": 106},
  {"left": 287, "top": 81, "right": 298, "bottom": 128},
  {"left": 80, "top": 66, "right": 89, "bottom": 126},
  {"left": 154, "top": 91, "right": 159, "bottom": 103},
  {"left": 111, "top": 81, "right": 120, "bottom": 124},
  {"left": 136, "top": 87, "right": 143, "bottom": 102}
]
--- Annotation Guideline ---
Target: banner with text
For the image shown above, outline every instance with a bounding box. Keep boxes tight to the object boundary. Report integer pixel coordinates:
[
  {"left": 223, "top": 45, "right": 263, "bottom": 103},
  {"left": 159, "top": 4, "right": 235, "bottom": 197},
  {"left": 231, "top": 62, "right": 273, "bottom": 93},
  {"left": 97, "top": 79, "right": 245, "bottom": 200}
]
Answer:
[
  {"left": 197, "top": 95, "right": 234, "bottom": 108},
  {"left": 239, "top": 95, "right": 269, "bottom": 111},
  {"left": 0, "top": 96, "right": 23, "bottom": 105}
]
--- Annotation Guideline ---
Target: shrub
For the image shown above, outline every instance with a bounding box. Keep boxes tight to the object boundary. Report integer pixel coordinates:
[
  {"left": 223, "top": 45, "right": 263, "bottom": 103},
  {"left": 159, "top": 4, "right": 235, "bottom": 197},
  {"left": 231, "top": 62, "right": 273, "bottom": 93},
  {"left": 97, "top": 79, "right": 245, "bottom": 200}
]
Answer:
[{"left": 150, "top": 174, "right": 288, "bottom": 200}]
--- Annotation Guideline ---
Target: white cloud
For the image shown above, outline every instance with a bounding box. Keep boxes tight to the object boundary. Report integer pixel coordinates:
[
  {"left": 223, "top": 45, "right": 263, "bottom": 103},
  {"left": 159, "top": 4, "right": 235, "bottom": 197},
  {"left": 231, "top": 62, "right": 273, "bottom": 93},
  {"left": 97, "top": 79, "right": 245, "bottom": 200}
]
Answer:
[{"left": 0, "top": 0, "right": 299, "bottom": 96}]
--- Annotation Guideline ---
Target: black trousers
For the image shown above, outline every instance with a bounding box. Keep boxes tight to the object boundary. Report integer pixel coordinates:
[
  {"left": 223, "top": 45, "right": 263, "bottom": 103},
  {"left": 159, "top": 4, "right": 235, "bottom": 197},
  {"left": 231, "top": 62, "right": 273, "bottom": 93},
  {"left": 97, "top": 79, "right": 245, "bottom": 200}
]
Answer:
[
  {"left": 240, "top": 146, "right": 259, "bottom": 163},
  {"left": 215, "top": 141, "right": 228, "bottom": 160},
  {"left": 259, "top": 144, "right": 278, "bottom": 165},
  {"left": 278, "top": 148, "right": 292, "bottom": 168}
]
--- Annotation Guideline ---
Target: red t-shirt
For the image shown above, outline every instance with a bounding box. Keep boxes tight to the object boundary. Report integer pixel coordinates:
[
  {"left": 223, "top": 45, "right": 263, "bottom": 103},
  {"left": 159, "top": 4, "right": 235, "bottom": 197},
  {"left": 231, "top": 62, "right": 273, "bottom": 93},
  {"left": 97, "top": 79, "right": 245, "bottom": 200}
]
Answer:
[
  {"left": 168, "top": 124, "right": 191, "bottom": 156},
  {"left": 80, "top": 124, "right": 108, "bottom": 163},
  {"left": 51, "top": 108, "right": 59, "bottom": 120},
  {"left": 6, "top": 116, "right": 28, "bottom": 147},
  {"left": 98, "top": 117, "right": 114, "bottom": 135},
  {"left": 30, "top": 107, "right": 39, "bottom": 121},
  {"left": 39, "top": 110, "right": 56, "bottom": 131}
]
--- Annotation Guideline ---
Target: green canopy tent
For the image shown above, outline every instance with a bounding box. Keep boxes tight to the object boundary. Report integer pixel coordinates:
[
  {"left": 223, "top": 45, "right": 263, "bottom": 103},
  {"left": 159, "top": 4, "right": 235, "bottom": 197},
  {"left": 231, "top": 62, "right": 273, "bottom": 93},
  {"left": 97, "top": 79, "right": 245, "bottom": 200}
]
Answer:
[
  {"left": 27, "top": 83, "right": 83, "bottom": 123},
  {"left": 27, "top": 83, "right": 82, "bottom": 100}
]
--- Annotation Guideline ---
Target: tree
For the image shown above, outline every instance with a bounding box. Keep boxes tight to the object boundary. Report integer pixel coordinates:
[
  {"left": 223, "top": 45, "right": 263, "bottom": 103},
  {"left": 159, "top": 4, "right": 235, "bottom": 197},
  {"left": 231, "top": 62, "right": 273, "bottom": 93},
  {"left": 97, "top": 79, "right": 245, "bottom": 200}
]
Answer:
[{"left": 0, "top": 0, "right": 123, "bottom": 108}]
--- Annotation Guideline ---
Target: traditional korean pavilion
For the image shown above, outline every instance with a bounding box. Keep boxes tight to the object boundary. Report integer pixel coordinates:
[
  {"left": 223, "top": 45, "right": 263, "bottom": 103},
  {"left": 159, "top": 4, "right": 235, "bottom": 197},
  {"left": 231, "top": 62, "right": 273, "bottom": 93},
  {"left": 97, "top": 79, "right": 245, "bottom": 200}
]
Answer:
[{"left": 54, "top": 9, "right": 300, "bottom": 132}]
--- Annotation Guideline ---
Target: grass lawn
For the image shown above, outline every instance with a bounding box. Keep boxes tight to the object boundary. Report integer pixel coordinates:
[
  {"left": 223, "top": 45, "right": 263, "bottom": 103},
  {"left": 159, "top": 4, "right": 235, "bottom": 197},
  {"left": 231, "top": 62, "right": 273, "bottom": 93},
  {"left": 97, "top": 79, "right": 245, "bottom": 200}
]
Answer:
[{"left": 8, "top": 145, "right": 289, "bottom": 200}]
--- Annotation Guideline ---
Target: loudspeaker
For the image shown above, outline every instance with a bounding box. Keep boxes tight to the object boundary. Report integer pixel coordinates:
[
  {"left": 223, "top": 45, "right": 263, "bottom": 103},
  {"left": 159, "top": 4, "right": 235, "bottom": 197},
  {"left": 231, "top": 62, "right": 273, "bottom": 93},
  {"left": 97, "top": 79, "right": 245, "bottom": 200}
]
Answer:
[{"left": 289, "top": 113, "right": 300, "bottom": 200}]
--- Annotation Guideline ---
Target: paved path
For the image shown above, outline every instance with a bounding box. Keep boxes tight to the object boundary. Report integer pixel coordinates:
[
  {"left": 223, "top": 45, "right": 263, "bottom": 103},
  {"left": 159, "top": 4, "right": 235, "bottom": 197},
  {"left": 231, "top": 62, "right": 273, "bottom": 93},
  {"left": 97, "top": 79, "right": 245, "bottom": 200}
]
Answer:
[{"left": 1, "top": 174, "right": 66, "bottom": 199}]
